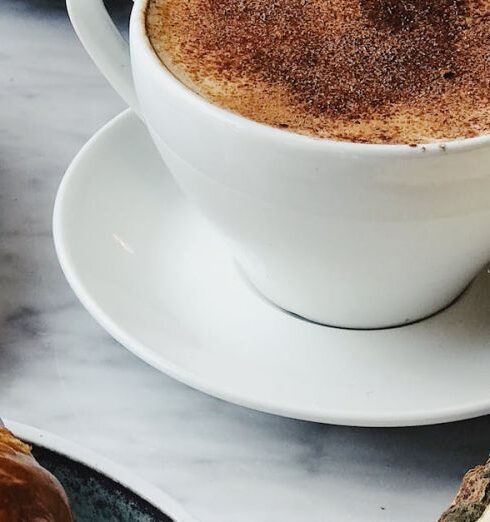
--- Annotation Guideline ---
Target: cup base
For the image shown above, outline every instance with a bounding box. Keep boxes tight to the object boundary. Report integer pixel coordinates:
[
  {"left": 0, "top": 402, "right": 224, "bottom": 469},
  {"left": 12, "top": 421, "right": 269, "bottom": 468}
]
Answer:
[
  {"left": 236, "top": 262, "right": 472, "bottom": 331},
  {"left": 280, "top": 288, "right": 469, "bottom": 331}
]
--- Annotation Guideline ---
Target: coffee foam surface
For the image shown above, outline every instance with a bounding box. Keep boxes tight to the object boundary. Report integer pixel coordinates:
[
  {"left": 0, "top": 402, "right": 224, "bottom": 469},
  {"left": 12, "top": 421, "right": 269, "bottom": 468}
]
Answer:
[{"left": 146, "top": 0, "right": 489, "bottom": 144}]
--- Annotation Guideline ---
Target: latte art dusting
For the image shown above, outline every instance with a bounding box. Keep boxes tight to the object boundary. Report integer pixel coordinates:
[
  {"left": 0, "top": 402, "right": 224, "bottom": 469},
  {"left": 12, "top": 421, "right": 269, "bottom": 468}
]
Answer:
[{"left": 146, "top": 0, "right": 490, "bottom": 144}]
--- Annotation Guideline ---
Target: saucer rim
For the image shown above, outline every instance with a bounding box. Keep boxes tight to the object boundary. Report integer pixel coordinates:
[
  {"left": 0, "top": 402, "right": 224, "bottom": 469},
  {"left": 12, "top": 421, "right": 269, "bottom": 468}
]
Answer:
[{"left": 53, "top": 109, "right": 490, "bottom": 428}]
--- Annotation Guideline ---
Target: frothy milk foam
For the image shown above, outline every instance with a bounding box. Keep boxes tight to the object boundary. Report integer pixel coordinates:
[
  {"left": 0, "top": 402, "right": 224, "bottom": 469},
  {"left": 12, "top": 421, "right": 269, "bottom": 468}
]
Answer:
[{"left": 146, "top": 0, "right": 489, "bottom": 144}]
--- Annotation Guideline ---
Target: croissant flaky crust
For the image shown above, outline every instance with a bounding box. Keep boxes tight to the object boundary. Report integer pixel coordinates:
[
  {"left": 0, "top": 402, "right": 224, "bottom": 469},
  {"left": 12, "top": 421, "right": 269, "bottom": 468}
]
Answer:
[
  {"left": 438, "top": 459, "right": 490, "bottom": 522},
  {"left": 0, "top": 428, "right": 73, "bottom": 522}
]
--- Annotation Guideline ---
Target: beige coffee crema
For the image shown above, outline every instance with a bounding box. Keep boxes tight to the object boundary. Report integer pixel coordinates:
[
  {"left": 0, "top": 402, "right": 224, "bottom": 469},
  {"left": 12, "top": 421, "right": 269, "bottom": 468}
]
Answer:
[{"left": 145, "top": 0, "right": 489, "bottom": 144}]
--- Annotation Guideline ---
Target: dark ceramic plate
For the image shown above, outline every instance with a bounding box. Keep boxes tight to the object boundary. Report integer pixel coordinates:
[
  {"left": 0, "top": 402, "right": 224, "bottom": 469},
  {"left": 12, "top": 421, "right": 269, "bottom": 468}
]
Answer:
[{"left": 7, "top": 422, "right": 194, "bottom": 522}]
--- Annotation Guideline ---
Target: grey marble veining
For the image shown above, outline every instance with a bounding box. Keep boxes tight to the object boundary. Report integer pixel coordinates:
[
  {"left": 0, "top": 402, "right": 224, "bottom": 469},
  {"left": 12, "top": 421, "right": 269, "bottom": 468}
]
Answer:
[{"left": 0, "top": 2, "right": 489, "bottom": 521}]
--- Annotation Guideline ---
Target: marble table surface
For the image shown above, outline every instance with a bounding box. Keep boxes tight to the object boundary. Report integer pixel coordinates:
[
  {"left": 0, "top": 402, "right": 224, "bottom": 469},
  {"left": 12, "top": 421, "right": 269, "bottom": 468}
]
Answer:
[{"left": 1, "top": 2, "right": 489, "bottom": 521}]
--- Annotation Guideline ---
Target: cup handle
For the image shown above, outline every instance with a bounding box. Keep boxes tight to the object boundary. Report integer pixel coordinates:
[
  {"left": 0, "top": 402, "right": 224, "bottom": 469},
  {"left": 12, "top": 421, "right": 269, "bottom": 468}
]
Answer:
[{"left": 66, "top": 0, "right": 139, "bottom": 112}]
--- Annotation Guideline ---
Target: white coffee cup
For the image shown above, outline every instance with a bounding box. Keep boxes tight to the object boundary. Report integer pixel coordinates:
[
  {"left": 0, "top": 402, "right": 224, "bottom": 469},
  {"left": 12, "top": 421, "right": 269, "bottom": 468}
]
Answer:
[{"left": 67, "top": 0, "right": 490, "bottom": 329}]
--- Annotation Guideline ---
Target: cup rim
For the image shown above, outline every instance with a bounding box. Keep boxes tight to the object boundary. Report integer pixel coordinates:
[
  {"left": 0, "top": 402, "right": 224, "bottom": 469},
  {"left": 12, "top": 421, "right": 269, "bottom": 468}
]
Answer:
[{"left": 132, "top": 0, "right": 490, "bottom": 156}]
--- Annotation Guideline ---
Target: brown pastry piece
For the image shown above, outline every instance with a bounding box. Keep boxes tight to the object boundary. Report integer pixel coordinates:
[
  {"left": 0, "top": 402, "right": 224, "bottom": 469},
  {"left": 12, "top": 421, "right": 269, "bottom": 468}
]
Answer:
[
  {"left": 0, "top": 428, "right": 74, "bottom": 522},
  {"left": 439, "top": 459, "right": 490, "bottom": 522}
]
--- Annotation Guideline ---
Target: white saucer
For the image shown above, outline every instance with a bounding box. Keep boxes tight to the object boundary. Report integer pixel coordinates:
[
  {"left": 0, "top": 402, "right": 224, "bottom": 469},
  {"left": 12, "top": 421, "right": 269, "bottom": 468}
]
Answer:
[{"left": 54, "top": 109, "right": 490, "bottom": 427}]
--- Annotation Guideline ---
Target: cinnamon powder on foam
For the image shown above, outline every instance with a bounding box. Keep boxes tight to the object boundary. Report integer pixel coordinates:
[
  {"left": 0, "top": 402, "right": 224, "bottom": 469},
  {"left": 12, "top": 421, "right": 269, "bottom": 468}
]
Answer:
[{"left": 146, "top": 0, "right": 490, "bottom": 144}]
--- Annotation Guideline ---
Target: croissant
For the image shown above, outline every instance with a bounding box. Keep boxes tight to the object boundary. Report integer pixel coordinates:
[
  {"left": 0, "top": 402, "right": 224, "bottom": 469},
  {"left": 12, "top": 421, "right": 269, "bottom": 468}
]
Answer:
[
  {"left": 438, "top": 458, "right": 490, "bottom": 522},
  {"left": 0, "top": 428, "right": 73, "bottom": 521}
]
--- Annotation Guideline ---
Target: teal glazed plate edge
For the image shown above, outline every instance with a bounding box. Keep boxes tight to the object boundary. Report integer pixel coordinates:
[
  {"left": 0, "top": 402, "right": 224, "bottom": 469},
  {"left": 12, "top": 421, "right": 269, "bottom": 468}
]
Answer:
[{"left": 5, "top": 421, "right": 196, "bottom": 522}]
